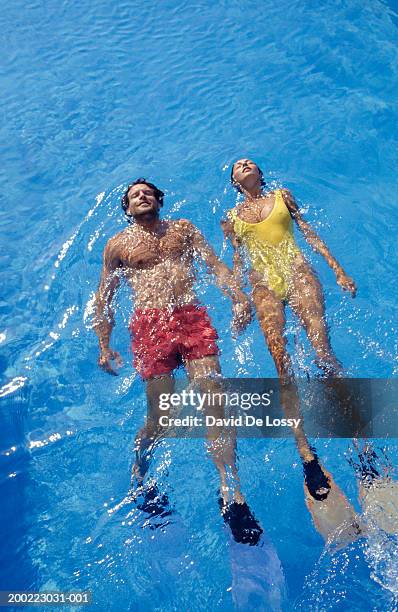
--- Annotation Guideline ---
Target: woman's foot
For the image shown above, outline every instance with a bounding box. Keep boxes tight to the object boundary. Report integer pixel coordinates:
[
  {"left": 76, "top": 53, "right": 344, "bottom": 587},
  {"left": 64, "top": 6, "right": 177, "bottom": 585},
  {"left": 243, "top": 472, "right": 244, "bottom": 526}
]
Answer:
[
  {"left": 303, "top": 457, "right": 331, "bottom": 501},
  {"left": 350, "top": 446, "right": 382, "bottom": 488}
]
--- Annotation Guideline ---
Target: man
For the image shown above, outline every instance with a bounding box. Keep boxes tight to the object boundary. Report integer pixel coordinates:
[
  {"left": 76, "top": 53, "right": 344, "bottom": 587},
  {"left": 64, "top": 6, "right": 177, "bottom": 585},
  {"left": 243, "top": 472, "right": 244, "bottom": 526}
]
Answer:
[{"left": 94, "top": 178, "right": 262, "bottom": 544}]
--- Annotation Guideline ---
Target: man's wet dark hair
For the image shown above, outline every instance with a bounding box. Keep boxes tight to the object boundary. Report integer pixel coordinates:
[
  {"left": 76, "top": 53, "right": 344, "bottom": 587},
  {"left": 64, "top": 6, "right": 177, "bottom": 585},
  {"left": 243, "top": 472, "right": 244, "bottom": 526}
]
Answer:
[
  {"left": 230, "top": 161, "right": 266, "bottom": 193},
  {"left": 121, "top": 178, "right": 165, "bottom": 217}
]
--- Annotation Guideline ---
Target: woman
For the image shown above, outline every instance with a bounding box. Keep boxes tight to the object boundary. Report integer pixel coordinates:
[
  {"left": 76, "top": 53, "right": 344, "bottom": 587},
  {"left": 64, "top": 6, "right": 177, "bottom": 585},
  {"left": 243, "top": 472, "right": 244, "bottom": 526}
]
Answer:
[
  {"left": 222, "top": 158, "right": 356, "bottom": 380},
  {"left": 222, "top": 158, "right": 359, "bottom": 507}
]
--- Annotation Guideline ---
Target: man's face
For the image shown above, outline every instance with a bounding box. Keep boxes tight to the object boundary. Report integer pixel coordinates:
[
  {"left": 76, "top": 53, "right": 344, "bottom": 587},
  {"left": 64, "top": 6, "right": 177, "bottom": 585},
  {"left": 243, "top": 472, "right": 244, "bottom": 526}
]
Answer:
[
  {"left": 233, "top": 159, "right": 261, "bottom": 191},
  {"left": 126, "top": 183, "right": 161, "bottom": 218}
]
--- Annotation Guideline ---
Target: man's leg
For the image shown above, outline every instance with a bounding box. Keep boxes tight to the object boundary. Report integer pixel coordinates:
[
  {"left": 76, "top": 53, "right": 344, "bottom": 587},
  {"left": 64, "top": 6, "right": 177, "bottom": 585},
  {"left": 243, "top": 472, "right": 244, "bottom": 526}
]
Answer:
[
  {"left": 132, "top": 374, "right": 174, "bottom": 486},
  {"left": 184, "top": 355, "right": 263, "bottom": 545},
  {"left": 183, "top": 356, "right": 240, "bottom": 503},
  {"left": 130, "top": 374, "right": 175, "bottom": 522}
]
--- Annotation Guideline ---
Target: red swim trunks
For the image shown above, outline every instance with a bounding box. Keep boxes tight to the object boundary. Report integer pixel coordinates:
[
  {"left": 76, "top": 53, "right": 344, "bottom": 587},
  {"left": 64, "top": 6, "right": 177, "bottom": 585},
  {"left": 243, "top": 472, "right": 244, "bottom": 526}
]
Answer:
[{"left": 129, "top": 304, "right": 219, "bottom": 380}]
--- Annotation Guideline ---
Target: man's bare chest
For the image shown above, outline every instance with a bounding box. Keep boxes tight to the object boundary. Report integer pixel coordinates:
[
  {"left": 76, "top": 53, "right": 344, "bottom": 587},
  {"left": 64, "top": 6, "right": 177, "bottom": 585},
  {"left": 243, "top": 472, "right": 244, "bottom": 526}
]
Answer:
[{"left": 118, "top": 225, "right": 190, "bottom": 269}]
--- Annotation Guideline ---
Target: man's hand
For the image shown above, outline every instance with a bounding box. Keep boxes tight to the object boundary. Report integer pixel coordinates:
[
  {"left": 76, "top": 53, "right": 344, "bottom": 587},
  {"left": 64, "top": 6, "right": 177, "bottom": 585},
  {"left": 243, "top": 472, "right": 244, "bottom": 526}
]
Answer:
[
  {"left": 98, "top": 348, "right": 123, "bottom": 376},
  {"left": 231, "top": 297, "right": 252, "bottom": 337},
  {"left": 336, "top": 272, "right": 356, "bottom": 297}
]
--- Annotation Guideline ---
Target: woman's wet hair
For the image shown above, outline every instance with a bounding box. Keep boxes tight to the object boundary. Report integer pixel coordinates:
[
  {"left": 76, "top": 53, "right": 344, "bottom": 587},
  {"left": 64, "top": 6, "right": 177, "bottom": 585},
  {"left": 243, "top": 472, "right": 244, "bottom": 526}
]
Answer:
[
  {"left": 230, "top": 161, "right": 266, "bottom": 193},
  {"left": 121, "top": 178, "right": 165, "bottom": 216}
]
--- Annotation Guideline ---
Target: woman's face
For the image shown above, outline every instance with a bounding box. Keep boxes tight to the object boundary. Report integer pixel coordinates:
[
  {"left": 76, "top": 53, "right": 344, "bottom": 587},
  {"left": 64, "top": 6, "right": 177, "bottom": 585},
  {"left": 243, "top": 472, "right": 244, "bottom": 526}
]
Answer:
[{"left": 232, "top": 159, "right": 261, "bottom": 191}]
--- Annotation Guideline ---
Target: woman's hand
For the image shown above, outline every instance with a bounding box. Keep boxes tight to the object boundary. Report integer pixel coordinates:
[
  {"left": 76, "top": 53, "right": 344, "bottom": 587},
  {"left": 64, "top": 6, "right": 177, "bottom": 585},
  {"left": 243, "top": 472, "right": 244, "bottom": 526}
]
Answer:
[
  {"left": 336, "top": 272, "right": 356, "bottom": 297},
  {"left": 98, "top": 348, "right": 123, "bottom": 375}
]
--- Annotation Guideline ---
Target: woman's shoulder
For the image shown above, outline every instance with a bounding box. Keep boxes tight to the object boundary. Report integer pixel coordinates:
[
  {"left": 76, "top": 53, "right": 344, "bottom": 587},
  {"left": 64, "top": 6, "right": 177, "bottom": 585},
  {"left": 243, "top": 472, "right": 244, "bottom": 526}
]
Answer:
[{"left": 278, "top": 187, "right": 299, "bottom": 214}]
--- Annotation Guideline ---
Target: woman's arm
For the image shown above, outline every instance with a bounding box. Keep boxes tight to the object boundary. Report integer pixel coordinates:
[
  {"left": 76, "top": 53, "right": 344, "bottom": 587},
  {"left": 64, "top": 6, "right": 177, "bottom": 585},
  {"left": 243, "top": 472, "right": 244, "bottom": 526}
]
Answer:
[{"left": 281, "top": 188, "right": 356, "bottom": 297}]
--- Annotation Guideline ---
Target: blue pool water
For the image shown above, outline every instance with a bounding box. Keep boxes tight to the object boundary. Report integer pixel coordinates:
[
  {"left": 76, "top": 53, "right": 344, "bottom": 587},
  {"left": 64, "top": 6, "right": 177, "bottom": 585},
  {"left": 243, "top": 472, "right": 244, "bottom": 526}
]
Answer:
[{"left": 1, "top": 0, "right": 398, "bottom": 609}]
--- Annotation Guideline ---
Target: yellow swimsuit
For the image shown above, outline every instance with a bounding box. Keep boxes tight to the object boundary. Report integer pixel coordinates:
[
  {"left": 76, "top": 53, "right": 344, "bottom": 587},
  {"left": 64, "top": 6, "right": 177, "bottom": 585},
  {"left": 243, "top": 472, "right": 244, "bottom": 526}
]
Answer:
[{"left": 229, "top": 189, "right": 301, "bottom": 299}]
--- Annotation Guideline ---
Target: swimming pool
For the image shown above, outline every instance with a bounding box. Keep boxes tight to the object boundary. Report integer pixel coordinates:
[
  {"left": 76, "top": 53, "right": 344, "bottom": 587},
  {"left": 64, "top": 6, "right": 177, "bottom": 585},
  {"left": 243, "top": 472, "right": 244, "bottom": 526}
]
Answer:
[{"left": 1, "top": 0, "right": 398, "bottom": 609}]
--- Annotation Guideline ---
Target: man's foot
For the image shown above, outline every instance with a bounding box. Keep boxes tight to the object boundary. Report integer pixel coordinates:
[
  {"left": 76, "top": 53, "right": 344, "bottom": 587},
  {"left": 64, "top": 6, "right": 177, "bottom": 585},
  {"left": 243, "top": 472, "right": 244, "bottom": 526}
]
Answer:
[
  {"left": 132, "top": 436, "right": 158, "bottom": 485},
  {"left": 303, "top": 457, "right": 331, "bottom": 501},
  {"left": 219, "top": 498, "right": 263, "bottom": 546},
  {"left": 131, "top": 482, "right": 172, "bottom": 528}
]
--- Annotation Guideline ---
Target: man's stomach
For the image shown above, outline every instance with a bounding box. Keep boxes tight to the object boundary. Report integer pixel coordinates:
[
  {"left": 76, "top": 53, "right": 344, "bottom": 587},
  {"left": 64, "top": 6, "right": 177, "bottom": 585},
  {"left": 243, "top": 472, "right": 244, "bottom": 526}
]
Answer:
[{"left": 126, "top": 270, "right": 198, "bottom": 311}]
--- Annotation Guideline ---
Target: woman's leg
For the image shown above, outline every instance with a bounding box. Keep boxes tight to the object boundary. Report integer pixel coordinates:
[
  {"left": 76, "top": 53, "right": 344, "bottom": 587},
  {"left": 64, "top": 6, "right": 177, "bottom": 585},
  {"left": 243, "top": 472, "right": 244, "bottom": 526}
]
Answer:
[
  {"left": 287, "top": 262, "right": 342, "bottom": 375},
  {"left": 251, "top": 283, "right": 292, "bottom": 380},
  {"left": 252, "top": 282, "right": 331, "bottom": 499}
]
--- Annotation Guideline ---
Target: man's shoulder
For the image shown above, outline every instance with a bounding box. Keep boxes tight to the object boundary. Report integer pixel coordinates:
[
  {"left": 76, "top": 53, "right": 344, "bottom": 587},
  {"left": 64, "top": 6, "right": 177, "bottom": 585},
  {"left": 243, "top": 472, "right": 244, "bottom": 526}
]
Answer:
[
  {"left": 221, "top": 209, "right": 236, "bottom": 232},
  {"left": 103, "top": 229, "right": 128, "bottom": 256},
  {"left": 171, "top": 218, "right": 197, "bottom": 232},
  {"left": 164, "top": 218, "right": 198, "bottom": 237},
  {"left": 108, "top": 228, "right": 130, "bottom": 242}
]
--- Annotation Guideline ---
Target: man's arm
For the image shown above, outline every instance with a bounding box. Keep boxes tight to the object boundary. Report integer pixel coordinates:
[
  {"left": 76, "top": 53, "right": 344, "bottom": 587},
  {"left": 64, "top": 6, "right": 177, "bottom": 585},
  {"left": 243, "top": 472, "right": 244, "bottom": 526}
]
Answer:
[
  {"left": 281, "top": 189, "right": 356, "bottom": 297},
  {"left": 93, "top": 240, "right": 123, "bottom": 375},
  {"left": 185, "top": 221, "right": 252, "bottom": 333},
  {"left": 221, "top": 218, "right": 245, "bottom": 284}
]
